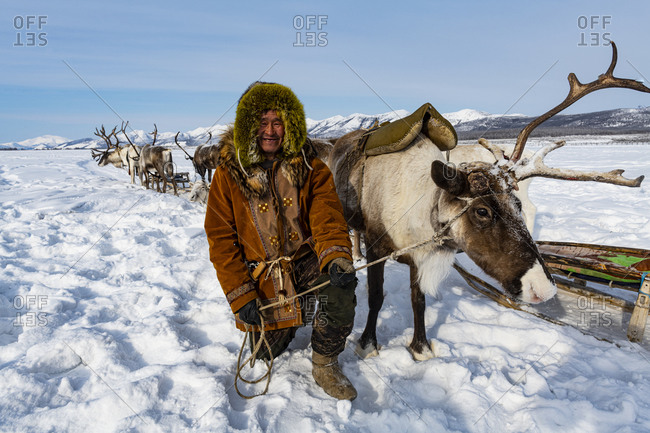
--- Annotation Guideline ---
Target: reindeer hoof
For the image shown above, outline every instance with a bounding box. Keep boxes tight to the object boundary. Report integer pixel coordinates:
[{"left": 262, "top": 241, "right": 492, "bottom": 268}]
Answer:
[
  {"left": 409, "top": 341, "right": 435, "bottom": 361},
  {"left": 355, "top": 342, "right": 380, "bottom": 359}
]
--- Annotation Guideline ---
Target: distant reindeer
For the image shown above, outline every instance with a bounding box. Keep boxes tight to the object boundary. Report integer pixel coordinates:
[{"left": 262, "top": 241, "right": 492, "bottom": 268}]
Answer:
[
  {"left": 91, "top": 125, "right": 124, "bottom": 168},
  {"left": 174, "top": 132, "right": 218, "bottom": 182},
  {"left": 188, "top": 179, "right": 209, "bottom": 203},
  {"left": 92, "top": 123, "right": 143, "bottom": 186},
  {"left": 139, "top": 125, "right": 178, "bottom": 195},
  {"left": 117, "top": 122, "right": 142, "bottom": 185}
]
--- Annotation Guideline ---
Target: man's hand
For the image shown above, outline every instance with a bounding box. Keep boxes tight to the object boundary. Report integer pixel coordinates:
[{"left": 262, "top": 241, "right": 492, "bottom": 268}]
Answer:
[
  {"left": 237, "top": 299, "right": 261, "bottom": 326},
  {"left": 328, "top": 257, "right": 357, "bottom": 288}
]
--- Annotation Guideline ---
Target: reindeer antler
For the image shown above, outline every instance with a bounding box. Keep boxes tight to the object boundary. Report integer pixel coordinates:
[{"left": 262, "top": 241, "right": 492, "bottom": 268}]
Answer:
[
  {"left": 203, "top": 131, "right": 212, "bottom": 145},
  {"left": 174, "top": 131, "right": 194, "bottom": 160},
  {"left": 94, "top": 125, "right": 120, "bottom": 149},
  {"left": 119, "top": 121, "right": 140, "bottom": 157},
  {"left": 510, "top": 42, "right": 650, "bottom": 162},
  {"left": 92, "top": 124, "right": 121, "bottom": 161},
  {"left": 150, "top": 124, "right": 158, "bottom": 146},
  {"left": 513, "top": 140, "right": 644, "bottom": 187},
  {"left": 479, "top": 42, "right": 647, "bottom": 189}
]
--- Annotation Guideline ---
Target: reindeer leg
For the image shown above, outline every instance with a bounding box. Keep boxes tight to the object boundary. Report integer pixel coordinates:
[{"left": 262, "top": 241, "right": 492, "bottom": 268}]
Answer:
[
  {"left": 356, "top": 247, "right": 384, "bottom": 358},
  {"left": 352, "top": 230, "right": 364, "bottom": 261},
  {"left": 408, "top": 263, "right": 434, "bottom": 361}
]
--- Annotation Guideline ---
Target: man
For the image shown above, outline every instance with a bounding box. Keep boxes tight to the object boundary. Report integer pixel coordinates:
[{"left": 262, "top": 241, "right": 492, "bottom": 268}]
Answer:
[{"left": 204, "top": 82, "right": 358, "bottom": 400}]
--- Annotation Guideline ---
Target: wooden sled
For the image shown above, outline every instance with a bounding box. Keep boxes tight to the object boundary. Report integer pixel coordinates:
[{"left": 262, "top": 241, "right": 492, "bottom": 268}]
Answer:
[
  {"left": 174, "top": 172, "right": 191, "bottom": 190},
  {"left": 454, "top": 240, "right": 650, "bottom": 344}
]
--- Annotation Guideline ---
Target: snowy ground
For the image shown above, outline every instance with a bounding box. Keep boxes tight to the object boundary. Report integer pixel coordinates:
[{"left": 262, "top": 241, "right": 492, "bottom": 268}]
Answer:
[{"left": 0, "top": 142, "right": 649, "bottom": 433}]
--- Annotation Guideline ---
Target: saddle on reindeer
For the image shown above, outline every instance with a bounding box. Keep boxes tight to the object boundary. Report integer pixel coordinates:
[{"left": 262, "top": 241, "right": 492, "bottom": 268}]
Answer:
[{"left": 357, "top": 103, "right": 458, "bottom": 156}]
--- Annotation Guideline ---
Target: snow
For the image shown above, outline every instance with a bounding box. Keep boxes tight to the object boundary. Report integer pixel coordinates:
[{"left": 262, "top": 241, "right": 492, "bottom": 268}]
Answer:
[{"left": 1, "top": 142, "right": 649, "bottom": 432}]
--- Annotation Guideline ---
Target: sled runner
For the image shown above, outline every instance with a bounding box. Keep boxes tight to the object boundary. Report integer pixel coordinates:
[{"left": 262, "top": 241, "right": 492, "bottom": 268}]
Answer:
[{"left": 454, "top": 240, "right": 650, "bottom": 344}]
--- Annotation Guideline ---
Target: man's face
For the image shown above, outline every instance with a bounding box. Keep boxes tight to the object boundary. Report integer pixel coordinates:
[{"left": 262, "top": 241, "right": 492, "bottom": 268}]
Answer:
[{"left": 257, "top": 110, "right": 285, "bottom": 159}]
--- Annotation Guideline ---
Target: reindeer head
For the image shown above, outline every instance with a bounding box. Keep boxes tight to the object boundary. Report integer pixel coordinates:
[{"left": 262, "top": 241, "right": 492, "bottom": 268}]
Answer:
[
  {"left": 431, "top": 160, "right": 555, "bottom": 303},
  {"left": 92, "top": 125, "right": 122, "bottom": 167},
  {"left": 432, "top": 42, "right": 647, "bottom": 304}
]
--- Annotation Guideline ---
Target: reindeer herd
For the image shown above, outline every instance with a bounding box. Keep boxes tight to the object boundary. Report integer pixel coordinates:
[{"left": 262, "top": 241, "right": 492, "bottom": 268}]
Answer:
[
  {"left": 91, "top": 122, "right": 217, "bottom": 202},
  {"left": 91, "top": 122, "right": 334, "bottom": 203}
]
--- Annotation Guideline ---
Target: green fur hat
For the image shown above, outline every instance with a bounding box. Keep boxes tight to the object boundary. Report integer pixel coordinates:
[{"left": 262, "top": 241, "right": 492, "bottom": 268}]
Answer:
[{"left": 233, "top": 82, "right": 307, "bottom": 168}]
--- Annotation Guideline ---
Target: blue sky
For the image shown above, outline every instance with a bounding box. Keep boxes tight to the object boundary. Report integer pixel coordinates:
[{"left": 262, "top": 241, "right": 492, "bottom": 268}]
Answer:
[{"left": 2, "top": 0, "right": 650, "bottom": 142}]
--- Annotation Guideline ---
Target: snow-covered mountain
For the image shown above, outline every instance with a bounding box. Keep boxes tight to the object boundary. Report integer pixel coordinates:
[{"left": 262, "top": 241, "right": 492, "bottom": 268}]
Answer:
[
  {"left": 453, "top": 107, "right": 650, "bottom": 139},
  {"left": 3, "top": 107, "right": 650, "bottom": 150},
  {"left": 0, "top": 125, "right": 229, "bottom": 151},
  {"left": 307, "top": 107, "right": 650, "bottom": 139},
  {"left": 1, "top": 135, "right": 70, "bottom": 150},
  {"left": 306, "top": 109, "right": 409, "bottom": 138}
]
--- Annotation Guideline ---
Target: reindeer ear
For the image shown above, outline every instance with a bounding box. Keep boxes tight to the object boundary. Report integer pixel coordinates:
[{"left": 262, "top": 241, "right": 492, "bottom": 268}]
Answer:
[{"left": 431, "top": 160, "right": 467, "bottom": 196}]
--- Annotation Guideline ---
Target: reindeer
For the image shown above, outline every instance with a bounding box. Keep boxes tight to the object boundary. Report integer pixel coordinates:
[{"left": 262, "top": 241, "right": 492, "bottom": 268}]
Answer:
[
  {"left": 348, "top": 143, "right": 538, "bottom": 261},
  {"left": 92, "top": 123, "right": 143, "bottom": 186},
  {"left": 139, "top": 125, "right": 178, "bottom": 195},
  {"left": 330, "top": 42, "right": 646, "bottom": 360},
  {"left": 91, "top": 125, "right": 124, "bottom": 168},
  {"left": 174, "top": 132, "right": 219, "bottom": 183},
  {"left": 188, "top": 179, "right": 209, "bottom": 203},
  {"left": 117, "top": 122, "right": 142, "bottom": 185}
]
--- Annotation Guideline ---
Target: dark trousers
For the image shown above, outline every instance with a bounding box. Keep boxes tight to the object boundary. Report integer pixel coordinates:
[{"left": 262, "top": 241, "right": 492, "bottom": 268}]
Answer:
[{"left": 249, "top": 256, "right": 356, "bottom": 360}]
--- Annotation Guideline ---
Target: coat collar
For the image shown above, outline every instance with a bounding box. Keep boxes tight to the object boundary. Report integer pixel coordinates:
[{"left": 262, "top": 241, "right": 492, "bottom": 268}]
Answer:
[{"left": 218, "top": 126, "right": 317, "bottom": 200}]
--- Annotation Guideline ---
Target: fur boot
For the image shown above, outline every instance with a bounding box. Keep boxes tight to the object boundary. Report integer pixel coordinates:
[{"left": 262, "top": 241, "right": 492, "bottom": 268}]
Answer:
[{"left": 312, "top": 351, "right": 357, "bottom": 400}]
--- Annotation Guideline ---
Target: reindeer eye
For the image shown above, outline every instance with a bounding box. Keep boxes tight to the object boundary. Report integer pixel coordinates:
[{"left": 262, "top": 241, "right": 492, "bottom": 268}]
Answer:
[{"left": 476, "top": 208, "right": 489, "bottom": 217}]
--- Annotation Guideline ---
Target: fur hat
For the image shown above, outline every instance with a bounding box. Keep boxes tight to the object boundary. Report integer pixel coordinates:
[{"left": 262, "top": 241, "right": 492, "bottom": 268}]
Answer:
[{"left": 233, "top": 82, "right": 307, "bottom": 168}]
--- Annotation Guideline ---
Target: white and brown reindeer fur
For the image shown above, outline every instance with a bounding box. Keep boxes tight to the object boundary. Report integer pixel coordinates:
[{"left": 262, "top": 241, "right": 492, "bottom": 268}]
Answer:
[
  {"left": 330, "top": 42, "right": 646, "bottom": 360},
  {"left": 330, "top": 131, "right": 556, "bottom": 360},
  {"left": 180, "top": 132, "right": 218, "bottom": 183},
  {"left": 347, "top": 143, "right": 537, "bottom": 260},
  {"left": 92, "top": 125, "right": 125, "bottom": 169},
  {"left": 92, "top": 123, "right": 141, "bottom": 185},
  {"left": 189, "top": 179, "right": 209, "bottom": 203},
  {"left": 139, "top": 125, "right": 178, "bottom": 195},
  {"left": 117, "top": 122, "right": 142, "bottom": 185}
]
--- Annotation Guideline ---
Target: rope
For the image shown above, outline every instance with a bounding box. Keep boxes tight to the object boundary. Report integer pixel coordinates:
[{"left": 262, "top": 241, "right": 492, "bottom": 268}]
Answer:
[
  {"left": 301, "top": 147, "right": 313, "bottom": 170},
  {"left": 262, "top": 256, "right": 292, "bottom": 306},
  {"left": 234, "top": 300, "right": 275, "bottom": 399},
  {"left": 233, "top": 197, "right": 478, "bottom": 398},
  {"left": 236, "top": 149, "right": 251, "bottom": 177}
]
